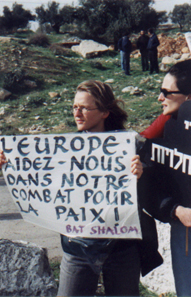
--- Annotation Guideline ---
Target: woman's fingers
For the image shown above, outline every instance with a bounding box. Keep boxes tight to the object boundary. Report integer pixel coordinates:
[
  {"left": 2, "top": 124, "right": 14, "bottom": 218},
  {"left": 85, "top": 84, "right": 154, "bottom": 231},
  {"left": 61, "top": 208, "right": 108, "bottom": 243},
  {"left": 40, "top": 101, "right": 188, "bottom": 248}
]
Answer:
[
  {"left": 0, "top": 150, "right": 7, "bottom": 168},
  {"left": 131, "top": 155, "right": 143, "bottom": 179}
]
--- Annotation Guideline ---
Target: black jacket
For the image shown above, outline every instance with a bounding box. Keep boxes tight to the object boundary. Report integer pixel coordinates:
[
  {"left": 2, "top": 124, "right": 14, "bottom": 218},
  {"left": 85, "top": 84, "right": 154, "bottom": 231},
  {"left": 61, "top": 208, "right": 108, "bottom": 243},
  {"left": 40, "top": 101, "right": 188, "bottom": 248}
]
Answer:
[
  {"left": 139, "top": 100, "right": 191, "bottom": 223},
  {"left": 147, "top": 33, "right": 159, "bottom": 51},
  {"left": 137, "top": 34, "right": 149, "bottom": 53},
  {"left": 118, "top": 36, "right": 132, "bottom": 53}
]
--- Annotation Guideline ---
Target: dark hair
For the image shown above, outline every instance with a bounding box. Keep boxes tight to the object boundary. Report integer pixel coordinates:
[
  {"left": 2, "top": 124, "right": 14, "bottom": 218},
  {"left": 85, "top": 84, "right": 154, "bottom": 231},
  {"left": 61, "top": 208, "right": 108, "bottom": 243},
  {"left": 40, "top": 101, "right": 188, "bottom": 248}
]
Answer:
[
  {"left": 125, "top": 31, "right": 130, "bottom": 36},
  {"left": 148, "top": 28, "right": 154, "bottom": 34},
  {"left": 76, "top": 80, "right": 128, "bottom": 131},
  {"left": 168, "top": 59, "right": 191, "bottom": 95}
]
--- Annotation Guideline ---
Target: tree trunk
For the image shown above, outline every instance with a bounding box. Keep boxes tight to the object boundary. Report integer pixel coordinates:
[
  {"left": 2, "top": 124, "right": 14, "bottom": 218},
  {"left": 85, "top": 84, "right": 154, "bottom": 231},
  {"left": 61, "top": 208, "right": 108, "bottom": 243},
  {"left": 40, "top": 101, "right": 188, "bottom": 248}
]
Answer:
[{"left": 52, "top": 23, "right": 60, "bottom": 33}]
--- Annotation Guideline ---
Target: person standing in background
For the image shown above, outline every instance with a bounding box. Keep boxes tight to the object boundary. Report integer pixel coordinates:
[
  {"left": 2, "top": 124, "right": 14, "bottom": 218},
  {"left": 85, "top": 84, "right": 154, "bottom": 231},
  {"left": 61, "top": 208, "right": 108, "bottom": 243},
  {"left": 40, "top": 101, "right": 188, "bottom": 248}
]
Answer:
[
  {"left": 147, "top": 28, "right": 160, "bottom": 74},
  {"left": 118, "top": 33, "right": 132, "bottom": 75},
  {"left": 137, "top": 30, "right": 149, "bottom": 72},
  {"left": 118, "top": 36, "right": 125, "bottom": 71}
]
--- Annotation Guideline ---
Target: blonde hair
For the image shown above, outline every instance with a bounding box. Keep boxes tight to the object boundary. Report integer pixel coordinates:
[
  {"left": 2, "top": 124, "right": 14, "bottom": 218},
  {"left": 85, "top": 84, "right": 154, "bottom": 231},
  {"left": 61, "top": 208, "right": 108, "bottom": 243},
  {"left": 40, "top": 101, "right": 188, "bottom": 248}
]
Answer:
[{"left": 76, "top": 80, "right": 128, "bottom": 131}]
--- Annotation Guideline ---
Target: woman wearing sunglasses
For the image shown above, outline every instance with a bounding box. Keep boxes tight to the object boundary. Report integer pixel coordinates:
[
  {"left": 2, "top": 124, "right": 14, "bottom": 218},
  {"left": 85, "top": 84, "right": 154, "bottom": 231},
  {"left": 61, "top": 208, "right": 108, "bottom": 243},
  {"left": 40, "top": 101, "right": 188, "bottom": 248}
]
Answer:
[{"left": 141, "top": 59, "right": 191, "bottom": 297}]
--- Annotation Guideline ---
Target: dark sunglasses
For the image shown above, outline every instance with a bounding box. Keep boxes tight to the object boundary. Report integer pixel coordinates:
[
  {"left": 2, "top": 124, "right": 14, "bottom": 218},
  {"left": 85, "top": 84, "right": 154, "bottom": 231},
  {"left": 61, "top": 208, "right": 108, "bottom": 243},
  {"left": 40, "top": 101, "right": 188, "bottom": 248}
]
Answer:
[{"left": 160, "top": 88, "right": 182, "bottom": 97}]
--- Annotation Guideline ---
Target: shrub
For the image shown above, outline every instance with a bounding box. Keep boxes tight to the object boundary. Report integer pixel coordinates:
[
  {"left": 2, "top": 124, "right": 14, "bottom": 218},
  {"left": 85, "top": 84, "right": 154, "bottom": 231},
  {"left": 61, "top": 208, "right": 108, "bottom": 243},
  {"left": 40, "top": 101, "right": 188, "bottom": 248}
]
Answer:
[
  {"left": 90, "top": 61, "right": 107, "bottom": 70},
  {"left": 3, "top": 69, "right": 25, "bottom": 93},
  {"left": 25, "top": 95, "right": 45, "bottom": 107},
  {"left": 49, "top": 44, "right": 71, "bottom": 56},
  {"left": 28, "top": 33, "right": 50, "bottom": 47},
  {"left": 0, "top": 124, "right": 19, "bottom": 135}
]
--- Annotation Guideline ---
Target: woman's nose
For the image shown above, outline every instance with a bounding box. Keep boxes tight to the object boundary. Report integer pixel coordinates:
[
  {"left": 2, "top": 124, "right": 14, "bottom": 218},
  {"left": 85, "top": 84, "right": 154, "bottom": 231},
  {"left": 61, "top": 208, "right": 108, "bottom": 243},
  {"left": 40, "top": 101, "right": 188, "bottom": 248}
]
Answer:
[{"left": 158, "top": 92, "right": 165, "bottom": 102}]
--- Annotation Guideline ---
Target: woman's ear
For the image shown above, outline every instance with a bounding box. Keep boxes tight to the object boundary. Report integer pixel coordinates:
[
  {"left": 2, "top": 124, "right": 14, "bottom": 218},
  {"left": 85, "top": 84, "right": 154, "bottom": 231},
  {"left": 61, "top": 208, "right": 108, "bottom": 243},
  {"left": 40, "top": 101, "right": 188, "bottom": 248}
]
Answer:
[{"left": 102, "top": 111, "right": 110, "bottom": 119}]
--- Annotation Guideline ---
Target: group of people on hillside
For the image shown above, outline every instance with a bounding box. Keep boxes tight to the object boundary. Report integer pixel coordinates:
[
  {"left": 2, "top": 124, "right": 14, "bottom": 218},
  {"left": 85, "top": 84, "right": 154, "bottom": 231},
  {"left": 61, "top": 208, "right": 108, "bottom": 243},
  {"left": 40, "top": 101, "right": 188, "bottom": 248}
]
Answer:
[
  {"left": 0, "top": 53, "right": 191, "bottom": 296},
  {"left": 118, "top": 28, "right": 160, "bottom": 75}
]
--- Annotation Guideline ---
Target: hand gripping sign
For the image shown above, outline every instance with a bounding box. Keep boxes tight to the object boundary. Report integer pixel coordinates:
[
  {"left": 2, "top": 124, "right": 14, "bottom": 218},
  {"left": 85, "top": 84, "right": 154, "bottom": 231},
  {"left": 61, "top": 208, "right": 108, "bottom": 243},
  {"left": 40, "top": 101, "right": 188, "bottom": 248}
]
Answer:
[
  {"left": 185, "top": 32, "right": 191, "bottom": 53},
  {"left": 0, "top": 131, "right": 142, "bottom": 239}
]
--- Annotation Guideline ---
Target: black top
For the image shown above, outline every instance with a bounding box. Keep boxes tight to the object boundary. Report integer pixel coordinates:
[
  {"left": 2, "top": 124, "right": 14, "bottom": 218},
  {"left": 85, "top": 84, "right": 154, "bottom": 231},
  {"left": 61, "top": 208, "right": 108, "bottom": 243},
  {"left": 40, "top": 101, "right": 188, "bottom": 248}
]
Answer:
[
  {"left": 137, "top": 34, "right": 149, "bottom": 52},
  {"left": 147, "top": 33, "right": 159, "bottom": 50},
  {"left": 118, "top": 36, "right": 132, "bottom": 53},
  {"left": 139, "top": 100, "right": 191, "bottom": 222}
]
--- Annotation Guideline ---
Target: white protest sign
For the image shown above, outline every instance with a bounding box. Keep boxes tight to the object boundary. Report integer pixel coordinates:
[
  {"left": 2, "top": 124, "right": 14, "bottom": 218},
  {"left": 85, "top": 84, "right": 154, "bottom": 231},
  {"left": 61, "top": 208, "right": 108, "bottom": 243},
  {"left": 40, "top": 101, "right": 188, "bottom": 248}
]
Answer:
[
  {"left": 1, "top": 131, "right": 142, "bottom": 239},
  {"left": 185, "top": 32, "right": 191, "bottom": 53}
]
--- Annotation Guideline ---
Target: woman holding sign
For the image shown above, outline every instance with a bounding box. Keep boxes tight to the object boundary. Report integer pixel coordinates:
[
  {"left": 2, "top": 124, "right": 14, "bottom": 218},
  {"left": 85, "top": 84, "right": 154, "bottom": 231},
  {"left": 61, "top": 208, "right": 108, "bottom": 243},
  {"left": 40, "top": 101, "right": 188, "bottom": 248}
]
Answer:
[
  {"left": 56, "top": 80, "right": 162, "bottom": 297},
  {"left": 0, "top": 80, "right": 162, "bottom": 297},
  {"left": 141, "top": 59, "right": 191, "bottom": 297}
]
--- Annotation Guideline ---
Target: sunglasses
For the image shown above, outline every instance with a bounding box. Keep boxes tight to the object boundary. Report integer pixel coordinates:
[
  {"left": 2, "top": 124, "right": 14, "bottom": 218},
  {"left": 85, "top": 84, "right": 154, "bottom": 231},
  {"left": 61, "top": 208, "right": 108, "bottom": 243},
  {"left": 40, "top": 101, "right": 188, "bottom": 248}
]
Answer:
[{"left": 160, "top": 88, "right": 182, "bottom": 97}]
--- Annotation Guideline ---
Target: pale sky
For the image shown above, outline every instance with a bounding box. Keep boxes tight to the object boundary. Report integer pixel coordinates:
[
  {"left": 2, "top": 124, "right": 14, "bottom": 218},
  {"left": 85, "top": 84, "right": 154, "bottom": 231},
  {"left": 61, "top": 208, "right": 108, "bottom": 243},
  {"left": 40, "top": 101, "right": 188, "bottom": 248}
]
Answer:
[
  {"left": 0, "top": 0, "right": 190, "bottom": 14},
  {"left": 0, "top": 0, "right": 190, "bottom": 30},
  {"left": 0, "top": 0, "right": 78, "bottom": 14},
  {"left": 153, "top": 0, "right": 191, "bottom": 12}
]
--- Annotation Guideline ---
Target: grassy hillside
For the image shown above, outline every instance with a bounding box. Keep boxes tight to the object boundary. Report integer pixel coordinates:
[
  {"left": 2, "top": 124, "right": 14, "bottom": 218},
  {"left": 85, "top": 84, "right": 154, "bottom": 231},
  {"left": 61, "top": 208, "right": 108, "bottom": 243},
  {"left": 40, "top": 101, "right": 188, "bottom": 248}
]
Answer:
[{"left": 0, "top": 32, "right": 166, "bottom": 136}]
